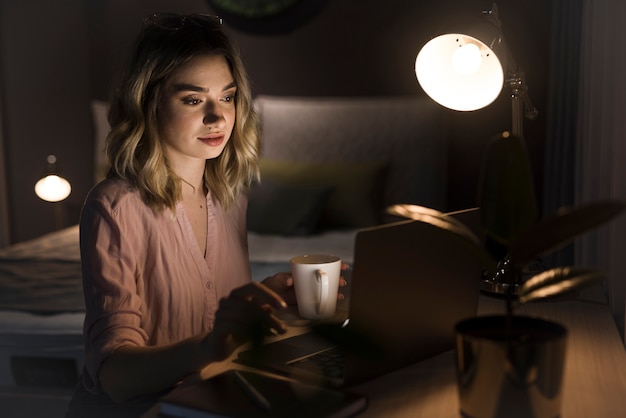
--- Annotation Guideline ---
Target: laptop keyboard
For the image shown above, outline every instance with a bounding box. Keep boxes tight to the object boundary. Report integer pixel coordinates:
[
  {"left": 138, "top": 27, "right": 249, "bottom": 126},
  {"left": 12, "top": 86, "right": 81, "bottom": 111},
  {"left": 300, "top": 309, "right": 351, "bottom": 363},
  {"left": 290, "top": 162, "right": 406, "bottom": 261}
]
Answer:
[{"left": 286, "top": 346, "right": 345, "bottom": 380}]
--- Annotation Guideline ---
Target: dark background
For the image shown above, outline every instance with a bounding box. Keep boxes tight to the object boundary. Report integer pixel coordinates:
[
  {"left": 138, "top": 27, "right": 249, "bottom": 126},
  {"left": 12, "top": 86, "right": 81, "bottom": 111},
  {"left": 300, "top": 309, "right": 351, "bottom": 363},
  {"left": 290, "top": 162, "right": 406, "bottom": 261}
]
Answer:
[{"left": 0, "top": 0, "right": 552, "bottom": 243}]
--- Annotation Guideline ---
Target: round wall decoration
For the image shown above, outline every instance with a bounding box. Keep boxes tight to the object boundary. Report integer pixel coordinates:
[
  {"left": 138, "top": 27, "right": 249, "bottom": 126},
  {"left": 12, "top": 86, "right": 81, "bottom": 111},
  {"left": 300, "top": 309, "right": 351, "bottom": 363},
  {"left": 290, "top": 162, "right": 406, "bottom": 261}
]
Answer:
[
  {"left": 209, "top": 0, "right": 301, "bottom": 19},
  {"left": 208, "top": 0, "right": 330, "bottom": 34}
]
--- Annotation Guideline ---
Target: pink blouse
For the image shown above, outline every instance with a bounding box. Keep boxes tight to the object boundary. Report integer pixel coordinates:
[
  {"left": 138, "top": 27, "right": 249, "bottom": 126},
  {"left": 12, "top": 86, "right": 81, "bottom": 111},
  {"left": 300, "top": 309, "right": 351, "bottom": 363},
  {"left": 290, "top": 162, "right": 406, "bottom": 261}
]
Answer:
[{"left": 79, "top": 177, "right": 251, "bottom": 393}]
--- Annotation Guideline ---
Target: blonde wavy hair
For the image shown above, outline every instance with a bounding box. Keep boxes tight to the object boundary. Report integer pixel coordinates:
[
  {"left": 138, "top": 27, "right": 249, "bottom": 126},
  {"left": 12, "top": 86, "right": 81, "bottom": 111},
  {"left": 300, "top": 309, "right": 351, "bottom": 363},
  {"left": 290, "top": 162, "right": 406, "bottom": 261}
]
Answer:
[{"left": 105, "top": 14, "right": 260, "bottom": 211}]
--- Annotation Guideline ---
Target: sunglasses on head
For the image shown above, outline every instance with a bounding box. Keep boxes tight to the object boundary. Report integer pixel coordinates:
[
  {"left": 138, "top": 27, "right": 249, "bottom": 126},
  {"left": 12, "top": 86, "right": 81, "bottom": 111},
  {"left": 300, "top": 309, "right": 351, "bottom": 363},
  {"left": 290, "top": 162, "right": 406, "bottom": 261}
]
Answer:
[{"left": 143, "top": 13, "right": 223, "bottom": 30}]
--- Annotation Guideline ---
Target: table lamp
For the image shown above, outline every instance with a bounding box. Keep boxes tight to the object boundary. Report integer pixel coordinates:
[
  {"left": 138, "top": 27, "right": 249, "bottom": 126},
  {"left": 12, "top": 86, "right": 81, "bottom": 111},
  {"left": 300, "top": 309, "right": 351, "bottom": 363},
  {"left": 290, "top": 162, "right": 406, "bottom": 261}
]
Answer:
[
  {"left": 34, "top": 155, "right": 72, "bottom": 203},
  {"left": 415, "top": 3, "right": 539, "bottom": 295},
  {"left": 35, "top": 154, "right": 72, "bottom": 231}
]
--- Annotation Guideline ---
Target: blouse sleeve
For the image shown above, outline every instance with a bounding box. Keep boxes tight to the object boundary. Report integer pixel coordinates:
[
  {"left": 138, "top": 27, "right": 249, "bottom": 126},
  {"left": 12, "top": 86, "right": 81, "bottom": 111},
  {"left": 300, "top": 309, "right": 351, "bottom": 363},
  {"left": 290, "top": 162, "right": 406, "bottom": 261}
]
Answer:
[{"left": 79, "top": 192, "right": 149, "bottom": 393}]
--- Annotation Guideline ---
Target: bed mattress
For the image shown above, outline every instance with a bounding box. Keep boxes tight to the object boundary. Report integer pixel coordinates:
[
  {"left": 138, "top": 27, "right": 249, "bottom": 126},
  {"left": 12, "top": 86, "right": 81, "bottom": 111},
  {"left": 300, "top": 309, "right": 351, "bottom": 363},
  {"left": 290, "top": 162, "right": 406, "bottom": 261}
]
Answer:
[
  {"left": 0, "top": 225, "right": 356, "bottom": 388},
  {"left": 0, "top": 312, "right": 85, "bottom": 388}
]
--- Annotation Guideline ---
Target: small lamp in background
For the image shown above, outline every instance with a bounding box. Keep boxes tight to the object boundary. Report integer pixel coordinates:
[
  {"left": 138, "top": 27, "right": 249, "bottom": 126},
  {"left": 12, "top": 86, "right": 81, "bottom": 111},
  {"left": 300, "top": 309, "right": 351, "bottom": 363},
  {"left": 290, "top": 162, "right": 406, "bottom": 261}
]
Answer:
[
  {"left": 34, "top": 155, "right": 72, "bottom": 203},
  {"left": 35, "top": 155, "right": 71, "bottom": 231},
  {"left": 414, "top": 3, "right": 539, "bottom": 295}
]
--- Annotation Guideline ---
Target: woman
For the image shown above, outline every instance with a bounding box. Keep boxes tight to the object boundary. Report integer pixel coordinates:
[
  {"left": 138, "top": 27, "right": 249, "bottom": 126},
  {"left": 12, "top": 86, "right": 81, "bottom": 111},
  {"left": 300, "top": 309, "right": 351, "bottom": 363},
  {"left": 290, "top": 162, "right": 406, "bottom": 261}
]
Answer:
[{"left": 67, "top": 13, "right": 298, "bottom": 416}]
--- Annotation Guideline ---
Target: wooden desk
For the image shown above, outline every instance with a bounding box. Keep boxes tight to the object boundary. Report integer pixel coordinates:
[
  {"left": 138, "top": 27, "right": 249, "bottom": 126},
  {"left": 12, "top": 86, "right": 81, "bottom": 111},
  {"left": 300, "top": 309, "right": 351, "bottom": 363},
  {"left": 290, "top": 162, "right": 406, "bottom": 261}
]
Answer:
[
  {"left": 146, "top": 294, "right": 626, "bottom": 417},
  {"left": 349, "top": 295, "right": 626, "bottom": 417}
]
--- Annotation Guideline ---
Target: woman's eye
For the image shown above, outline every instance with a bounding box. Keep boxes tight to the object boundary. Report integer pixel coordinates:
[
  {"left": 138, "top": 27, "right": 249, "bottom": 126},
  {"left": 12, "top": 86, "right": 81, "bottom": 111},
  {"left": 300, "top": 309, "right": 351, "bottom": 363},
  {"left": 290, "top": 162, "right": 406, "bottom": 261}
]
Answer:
[
  {"left": 182, "top": 97, "right": 202, "bottom": 106},
  {"left": 221, "top": 94, "right": 236, "bottom": 103}
]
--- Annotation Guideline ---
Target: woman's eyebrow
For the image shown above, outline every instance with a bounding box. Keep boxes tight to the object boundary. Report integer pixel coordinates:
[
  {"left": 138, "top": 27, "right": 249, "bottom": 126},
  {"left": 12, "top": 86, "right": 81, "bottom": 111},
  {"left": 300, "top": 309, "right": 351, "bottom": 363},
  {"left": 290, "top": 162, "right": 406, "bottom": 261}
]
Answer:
[
  {"left": 222, "top": 81, "right": 237, "bottom": 91},
  {"left": 171, "top": 81, "right": 237, "bottom": 93}
]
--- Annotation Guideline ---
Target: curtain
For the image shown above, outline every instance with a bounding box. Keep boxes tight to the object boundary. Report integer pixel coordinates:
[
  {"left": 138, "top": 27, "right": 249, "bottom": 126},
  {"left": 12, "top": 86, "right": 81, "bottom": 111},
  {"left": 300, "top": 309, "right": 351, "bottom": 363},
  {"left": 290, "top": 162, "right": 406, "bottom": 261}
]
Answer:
[
  {"left": 543, "top": 0, "right": 584, "bottom": 268},
  {"left": 576, "top": 0, "right": 626, "bottom": 342},
  {"left": 0, "top": 71, "right": 9, "bottom": 247}
]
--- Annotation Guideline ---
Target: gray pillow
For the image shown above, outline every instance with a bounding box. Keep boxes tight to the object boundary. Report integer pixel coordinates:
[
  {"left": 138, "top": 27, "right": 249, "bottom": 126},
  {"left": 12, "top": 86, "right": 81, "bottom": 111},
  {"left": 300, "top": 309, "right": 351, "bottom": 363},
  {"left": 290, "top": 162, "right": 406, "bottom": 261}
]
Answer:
[
  {"left": 258, "top": 159, "right": 389, "bottom": 228},
  {"left": 247, "top": 178, "right": 333, "bottom": 235}
]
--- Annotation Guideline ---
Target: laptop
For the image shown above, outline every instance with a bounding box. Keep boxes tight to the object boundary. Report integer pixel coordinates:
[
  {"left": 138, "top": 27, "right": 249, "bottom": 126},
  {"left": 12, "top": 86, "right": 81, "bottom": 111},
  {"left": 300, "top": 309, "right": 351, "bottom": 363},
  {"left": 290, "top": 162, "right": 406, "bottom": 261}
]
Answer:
[{"left": 237, "top": 208, "right": 488, "bottom": 387}]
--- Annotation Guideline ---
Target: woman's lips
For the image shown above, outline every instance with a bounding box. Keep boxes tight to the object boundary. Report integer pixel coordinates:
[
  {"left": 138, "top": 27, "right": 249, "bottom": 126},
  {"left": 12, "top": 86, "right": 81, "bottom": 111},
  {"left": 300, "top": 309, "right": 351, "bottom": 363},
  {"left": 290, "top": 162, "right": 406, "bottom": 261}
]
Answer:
[{"left": 199, "top": 134, "right": 224, "bottom": 147}]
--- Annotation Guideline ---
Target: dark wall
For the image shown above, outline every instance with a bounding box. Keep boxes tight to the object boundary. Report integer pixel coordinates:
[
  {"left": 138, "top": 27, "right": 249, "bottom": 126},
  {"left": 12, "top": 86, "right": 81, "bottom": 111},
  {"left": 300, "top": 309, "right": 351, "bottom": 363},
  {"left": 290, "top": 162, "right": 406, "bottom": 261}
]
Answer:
[
  {"left": 1, "top": 0, "right": 552, "bottom": 242},
  {"left": 1, "top": 0, "right": 94, "bottom": 243}
]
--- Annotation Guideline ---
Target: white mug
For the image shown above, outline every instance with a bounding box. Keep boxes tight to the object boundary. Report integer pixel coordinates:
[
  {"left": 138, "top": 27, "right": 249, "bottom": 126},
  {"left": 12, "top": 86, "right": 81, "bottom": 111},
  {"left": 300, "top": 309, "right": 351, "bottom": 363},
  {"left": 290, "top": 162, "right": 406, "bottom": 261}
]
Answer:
[{"left": 290, "top": 254, "right": 342, "bottom": 320}]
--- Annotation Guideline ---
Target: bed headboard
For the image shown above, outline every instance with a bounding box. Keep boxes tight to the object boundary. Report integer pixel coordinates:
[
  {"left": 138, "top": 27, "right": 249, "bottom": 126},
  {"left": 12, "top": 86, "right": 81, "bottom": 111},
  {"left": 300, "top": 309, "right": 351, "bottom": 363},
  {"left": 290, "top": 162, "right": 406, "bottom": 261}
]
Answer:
[
  {"left": 254, "top": 95, "right": 448, "bottom": 212},
  {"left": 90, "top": 96, "right": 449, "bottom": 233}
]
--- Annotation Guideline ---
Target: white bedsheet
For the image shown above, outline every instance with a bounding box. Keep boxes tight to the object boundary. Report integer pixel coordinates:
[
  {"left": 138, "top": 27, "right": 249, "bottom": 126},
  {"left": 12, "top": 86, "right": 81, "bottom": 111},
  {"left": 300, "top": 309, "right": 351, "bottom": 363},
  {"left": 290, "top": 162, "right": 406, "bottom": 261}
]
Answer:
[
  {"left": 0, "top": 311, "right": 84, "bottom": 335},
  {"left": 0, "top": 225, "right": 80, "bottom": 261},
  {"left": 0, "top": 227, "right": 358, "bottom": 388}
]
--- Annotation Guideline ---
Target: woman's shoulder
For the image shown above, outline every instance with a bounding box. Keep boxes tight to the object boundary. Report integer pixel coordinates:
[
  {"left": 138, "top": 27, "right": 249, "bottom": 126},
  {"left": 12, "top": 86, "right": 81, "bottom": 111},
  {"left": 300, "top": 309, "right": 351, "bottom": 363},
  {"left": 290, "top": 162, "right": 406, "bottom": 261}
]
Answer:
[
  {"left": 84, "top": 177, "right": 146, "bottom": 215},
  {"left": 87, "top": 177, "right": 136, "bottom": 200}
]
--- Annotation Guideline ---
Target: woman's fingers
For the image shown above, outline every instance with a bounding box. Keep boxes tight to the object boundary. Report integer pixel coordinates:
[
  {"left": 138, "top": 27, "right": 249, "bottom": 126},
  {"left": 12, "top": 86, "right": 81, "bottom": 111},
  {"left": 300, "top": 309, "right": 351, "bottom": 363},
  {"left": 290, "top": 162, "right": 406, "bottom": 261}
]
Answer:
[
  {"left": 262, "top": 273, "right": 297, "bottom": 305},
  {"left": 340, "top": 263, "right": 350, "bottom": 287},
  {"left": 217, "top": 296, "right": 285, "bottom": 334},
  {"left": 209, "top": 282, "right": 288, "bottom": 356},
  {"left": 229, "top": 281, "right": 287, "bottom": 310}
]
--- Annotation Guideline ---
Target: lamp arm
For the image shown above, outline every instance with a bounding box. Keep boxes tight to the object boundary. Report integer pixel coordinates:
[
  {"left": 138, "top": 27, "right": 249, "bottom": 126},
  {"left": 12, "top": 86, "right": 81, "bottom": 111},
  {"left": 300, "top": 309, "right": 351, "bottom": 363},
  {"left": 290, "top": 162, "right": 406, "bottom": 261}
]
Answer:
[
  {"left": 481, "top": 3, "right": 502, "bottom": 32},
  {"left": 507, "top": 70, "right": 538, "bottom": 138},
  {"left": 482, "top": 3, "right": 538, "bottom": 137}
]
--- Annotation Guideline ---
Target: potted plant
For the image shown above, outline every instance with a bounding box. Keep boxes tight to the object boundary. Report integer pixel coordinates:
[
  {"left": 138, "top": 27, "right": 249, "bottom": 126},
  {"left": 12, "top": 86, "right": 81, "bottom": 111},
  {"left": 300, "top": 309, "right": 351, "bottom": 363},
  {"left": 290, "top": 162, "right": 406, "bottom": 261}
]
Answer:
[{"left": 387, "top": 199, "right": 625, "bottom": 418}]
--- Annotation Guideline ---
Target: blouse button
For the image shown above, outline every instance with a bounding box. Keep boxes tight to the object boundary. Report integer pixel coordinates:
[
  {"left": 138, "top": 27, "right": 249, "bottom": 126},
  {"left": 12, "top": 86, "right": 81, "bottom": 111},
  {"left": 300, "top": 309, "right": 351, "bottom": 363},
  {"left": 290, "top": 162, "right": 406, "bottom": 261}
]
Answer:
[{"left": 205, "top": 281, "right": 213, "bottom": 289}]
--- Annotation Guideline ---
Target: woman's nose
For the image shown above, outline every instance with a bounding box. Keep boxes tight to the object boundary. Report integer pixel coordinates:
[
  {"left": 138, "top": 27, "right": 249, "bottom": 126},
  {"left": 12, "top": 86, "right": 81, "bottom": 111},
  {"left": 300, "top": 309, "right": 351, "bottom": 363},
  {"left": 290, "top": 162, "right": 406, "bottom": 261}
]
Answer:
[{"left": 203, "top": 101, "right": 225, "bottom": 126}]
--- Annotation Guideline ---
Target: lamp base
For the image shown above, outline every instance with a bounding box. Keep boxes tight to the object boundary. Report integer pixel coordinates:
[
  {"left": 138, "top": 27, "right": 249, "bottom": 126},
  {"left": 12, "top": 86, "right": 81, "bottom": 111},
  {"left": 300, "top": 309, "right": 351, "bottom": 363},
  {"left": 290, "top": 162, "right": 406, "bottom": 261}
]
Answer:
[
  {"left": 480, "top": 278, "right": 520, "bottom": 295},
  {"left": 480, "top": 256, "right": 547, "bottom": 296},
  {"left": 479, "top": 255, "right": 522, "bottom": 297}
]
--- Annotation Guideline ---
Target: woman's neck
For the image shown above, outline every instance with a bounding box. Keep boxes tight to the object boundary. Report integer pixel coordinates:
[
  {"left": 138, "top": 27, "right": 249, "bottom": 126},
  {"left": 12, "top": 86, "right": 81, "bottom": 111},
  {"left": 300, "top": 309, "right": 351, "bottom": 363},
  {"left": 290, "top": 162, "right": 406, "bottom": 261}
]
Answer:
[
  {"left": 173, "top": 160, "right": 206, "bottom": 200},
  {"left": 180, "top": 175, "right": 206, "bottom": 202}
]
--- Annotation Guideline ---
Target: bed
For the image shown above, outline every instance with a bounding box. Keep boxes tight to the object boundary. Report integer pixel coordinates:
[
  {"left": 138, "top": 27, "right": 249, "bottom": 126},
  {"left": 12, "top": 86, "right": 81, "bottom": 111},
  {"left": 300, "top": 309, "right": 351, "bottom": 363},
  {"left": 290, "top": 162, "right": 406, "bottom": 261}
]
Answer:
[{"left": 0, "top": 95, "right": 448, "bottom": 394}]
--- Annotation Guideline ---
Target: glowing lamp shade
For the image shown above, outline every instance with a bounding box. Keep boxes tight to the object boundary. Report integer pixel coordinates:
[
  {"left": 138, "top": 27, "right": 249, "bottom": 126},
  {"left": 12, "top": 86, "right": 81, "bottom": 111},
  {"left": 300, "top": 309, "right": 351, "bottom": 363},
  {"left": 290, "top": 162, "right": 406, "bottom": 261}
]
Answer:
[
  {"left": 415, "top": 33, "right": 504, "bottom": 111},
  {"left": 35, "top": 174, "right": 71, "bottom": 202}
]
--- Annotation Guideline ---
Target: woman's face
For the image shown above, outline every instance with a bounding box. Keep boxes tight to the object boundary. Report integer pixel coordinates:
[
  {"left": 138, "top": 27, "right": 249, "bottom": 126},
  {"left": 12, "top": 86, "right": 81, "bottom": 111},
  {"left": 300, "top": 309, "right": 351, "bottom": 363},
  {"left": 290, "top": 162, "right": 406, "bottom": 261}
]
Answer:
[{"left": 158, "top": 54, "right": 237, "bottom": 171}]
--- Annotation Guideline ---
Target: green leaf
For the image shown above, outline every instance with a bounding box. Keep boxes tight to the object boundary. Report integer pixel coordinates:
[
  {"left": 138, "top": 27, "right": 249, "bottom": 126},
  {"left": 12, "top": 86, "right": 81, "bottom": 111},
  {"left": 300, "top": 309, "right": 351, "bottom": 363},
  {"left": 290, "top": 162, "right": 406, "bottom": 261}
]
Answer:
[
  {"left": 518, "top": 267, "right": 606, "bottom": 304},
  {"left": 479, "top": 133, "right": 538, "bottom": 247},
  {"left": 386, "top": 204, "right": 495, "bottom": 273},
  {"left": 509, "top": 200, "right": 626, "bottom": 265},
  {"left": 386, "top": 204, "right": 481, "bottom": 245}
]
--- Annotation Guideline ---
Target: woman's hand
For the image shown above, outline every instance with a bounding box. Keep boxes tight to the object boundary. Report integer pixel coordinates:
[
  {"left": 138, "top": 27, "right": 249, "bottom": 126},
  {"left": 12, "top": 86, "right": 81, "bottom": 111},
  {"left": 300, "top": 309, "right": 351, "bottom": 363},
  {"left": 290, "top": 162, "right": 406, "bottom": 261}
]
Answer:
[
  {"left": 262, "top": 272, "right": 297, "bottom": 304},
  {"left": 204, "top": 282, "right": 287, "bottom": 362},
  {"left": 99, "top": 282, "right": 287, "bottom": 403},
  {"left": 262, "top": 262, "right": 350, "bottom": 305}
]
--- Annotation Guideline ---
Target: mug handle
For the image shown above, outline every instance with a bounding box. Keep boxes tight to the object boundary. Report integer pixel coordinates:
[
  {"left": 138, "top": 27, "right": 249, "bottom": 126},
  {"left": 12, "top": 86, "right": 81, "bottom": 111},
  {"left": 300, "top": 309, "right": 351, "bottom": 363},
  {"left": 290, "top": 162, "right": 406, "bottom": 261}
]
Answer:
[{"left": 315, "top": 269, "right": 329, "bottom": 315}]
